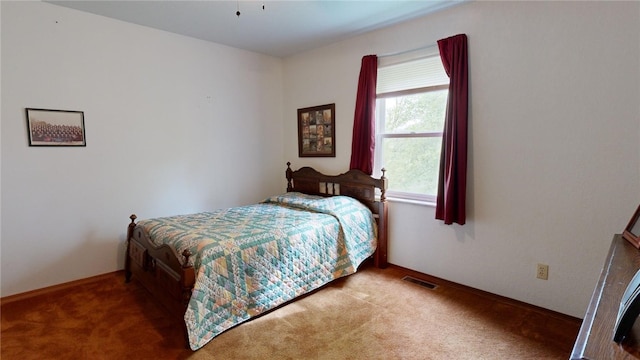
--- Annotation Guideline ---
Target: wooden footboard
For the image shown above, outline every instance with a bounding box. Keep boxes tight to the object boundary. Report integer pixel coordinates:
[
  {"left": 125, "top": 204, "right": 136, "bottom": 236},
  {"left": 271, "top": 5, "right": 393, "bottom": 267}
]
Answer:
[{"left": 125, "top": 214, "right": 195, "bottom": 321}]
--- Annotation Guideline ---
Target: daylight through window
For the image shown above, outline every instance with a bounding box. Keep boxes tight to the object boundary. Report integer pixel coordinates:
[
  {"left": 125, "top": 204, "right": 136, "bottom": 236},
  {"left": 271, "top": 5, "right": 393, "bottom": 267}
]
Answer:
[{"left": 375, "top": 53, "right": 449, "bottom": 203}]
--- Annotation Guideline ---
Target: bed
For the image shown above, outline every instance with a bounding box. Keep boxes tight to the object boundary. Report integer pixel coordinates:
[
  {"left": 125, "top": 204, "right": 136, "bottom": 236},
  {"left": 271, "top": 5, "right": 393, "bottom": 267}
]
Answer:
[{"left": 124, "top": 163, "right": 388, "bottom": 350}]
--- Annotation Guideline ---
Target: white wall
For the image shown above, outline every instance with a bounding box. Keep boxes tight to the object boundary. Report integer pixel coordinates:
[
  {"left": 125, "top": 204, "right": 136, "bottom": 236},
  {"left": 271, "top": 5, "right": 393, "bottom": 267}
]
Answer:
[
  {"left": 1, "top": 2, "right": 284, "bottom": 296},
  {"left": 2, "top": 1, "right": 639, "bottom": 320},
  {"left": 283, "top": 1, "right": 640, "bottom": 317}
]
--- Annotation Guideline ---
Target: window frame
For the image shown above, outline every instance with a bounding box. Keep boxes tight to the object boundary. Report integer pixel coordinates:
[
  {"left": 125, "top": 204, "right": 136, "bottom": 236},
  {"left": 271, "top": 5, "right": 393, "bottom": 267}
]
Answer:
[{"left": 375, "top": 84, "right": 449, "bottom": 204}]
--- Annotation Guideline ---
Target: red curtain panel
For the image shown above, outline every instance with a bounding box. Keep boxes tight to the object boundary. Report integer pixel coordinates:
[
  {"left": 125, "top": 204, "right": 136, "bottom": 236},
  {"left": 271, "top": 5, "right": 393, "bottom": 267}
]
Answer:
[
  {"left": 436, "top": 34, "right": 468, "bottom": 225},
  {"left": 349, "top": 55, "right": 378, "bottom": 175}
]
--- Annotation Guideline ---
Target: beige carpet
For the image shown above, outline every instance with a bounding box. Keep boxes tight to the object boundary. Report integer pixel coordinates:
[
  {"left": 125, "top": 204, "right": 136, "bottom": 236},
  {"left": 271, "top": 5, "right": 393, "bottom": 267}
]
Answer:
[
  {"left": 197, "top": 266, "right": 575, "bottom": 360},
  {"left": 1, "top": 263, "right": 579, "bottom": 359}
]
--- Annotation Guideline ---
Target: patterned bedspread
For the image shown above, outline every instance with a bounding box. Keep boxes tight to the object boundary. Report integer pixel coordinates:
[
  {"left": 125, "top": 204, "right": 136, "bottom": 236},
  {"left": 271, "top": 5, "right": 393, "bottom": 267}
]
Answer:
[{"left": 137, "top": 192, "right": 377, "bottom": 350}]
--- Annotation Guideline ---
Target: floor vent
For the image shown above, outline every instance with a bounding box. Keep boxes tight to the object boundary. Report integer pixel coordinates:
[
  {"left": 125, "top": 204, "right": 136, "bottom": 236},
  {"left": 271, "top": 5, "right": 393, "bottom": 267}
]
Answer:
[{"left": 402, "top": 276, "right": 437, "bottom": 290}]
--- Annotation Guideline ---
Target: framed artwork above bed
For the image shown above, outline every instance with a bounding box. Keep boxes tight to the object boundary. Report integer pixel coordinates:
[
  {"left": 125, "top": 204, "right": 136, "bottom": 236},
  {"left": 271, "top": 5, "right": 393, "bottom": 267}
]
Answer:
[{"left": 297, "top": 103, "right": 335, "bottom": 157}]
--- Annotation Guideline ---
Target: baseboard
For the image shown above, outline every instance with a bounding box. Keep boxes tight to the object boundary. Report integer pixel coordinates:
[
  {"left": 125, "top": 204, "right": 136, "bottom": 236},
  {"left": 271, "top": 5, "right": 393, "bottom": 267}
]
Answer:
[
  {"left": 1, "top": 270, "right": 124, "bottom": 305},
  {"left": 2, "top": 264, "right": 582, "bottom": 326},
  {"left": 387, "top": 263, "right": 582, "bottom": 324}
]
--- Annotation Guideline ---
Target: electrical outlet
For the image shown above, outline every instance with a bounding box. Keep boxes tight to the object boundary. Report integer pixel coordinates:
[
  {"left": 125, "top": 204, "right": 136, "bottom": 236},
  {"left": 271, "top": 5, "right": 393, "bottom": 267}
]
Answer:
[{"left": 537, "top": 264, "right": 549, "bottom": 280}]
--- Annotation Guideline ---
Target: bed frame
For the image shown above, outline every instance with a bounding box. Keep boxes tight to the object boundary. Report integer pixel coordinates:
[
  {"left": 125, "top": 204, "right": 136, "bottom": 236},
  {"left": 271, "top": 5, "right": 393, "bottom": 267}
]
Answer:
[{"left": 124, "top": 163, "right": 388, "bottom": 334}]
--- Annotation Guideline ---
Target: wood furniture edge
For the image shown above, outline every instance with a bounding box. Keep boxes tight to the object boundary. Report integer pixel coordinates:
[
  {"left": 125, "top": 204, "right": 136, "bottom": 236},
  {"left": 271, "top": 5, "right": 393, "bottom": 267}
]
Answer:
[
  {"left": 569, "top": 234, "right": 640, "bottom": 359},
  {"left": 570, "top": 234, "right": 618, "bottom": 359}
]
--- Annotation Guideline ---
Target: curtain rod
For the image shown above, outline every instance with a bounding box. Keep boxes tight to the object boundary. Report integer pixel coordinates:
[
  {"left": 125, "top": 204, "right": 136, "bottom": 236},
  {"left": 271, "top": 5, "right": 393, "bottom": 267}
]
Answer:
[{"left": 378, "top": 44, "right": 438, "bottom": 58}]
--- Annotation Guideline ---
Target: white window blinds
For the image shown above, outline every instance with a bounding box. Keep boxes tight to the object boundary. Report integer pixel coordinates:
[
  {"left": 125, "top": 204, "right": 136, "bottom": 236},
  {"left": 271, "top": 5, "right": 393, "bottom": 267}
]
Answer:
[{"left": 376, "top": 55, "right": 449, "bottom": 95}]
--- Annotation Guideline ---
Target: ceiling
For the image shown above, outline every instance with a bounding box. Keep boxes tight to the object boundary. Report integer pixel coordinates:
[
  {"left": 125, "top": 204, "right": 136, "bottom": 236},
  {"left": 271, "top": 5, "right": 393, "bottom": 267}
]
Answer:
[{"left": 47, "top": 1, "right": 462, "bottom": 58}]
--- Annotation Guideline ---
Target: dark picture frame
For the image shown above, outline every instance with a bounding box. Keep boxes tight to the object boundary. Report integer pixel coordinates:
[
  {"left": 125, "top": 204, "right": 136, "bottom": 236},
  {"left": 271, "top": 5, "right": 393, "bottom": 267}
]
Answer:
[
  {"left": 26, "top": 108, "right": 86, "bottom": 147},
  {"left": 297, "top": 103, "right": 335, "bottom": 157},
  {"left": 623, "top": 204, "right": 640, "bottom": 248}
]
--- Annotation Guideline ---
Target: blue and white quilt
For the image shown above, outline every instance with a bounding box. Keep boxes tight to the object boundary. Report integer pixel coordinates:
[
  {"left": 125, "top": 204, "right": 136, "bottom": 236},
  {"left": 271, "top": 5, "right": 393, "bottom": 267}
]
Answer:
[{"left": 137, "top": 192, "right": 377, "bottom": 350}]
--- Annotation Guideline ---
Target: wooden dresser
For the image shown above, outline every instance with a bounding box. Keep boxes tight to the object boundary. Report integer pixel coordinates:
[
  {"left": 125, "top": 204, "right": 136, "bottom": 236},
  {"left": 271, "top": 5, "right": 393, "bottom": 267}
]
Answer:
[{"left": 571, "top": 234, "right": 640, "bottom": 359}]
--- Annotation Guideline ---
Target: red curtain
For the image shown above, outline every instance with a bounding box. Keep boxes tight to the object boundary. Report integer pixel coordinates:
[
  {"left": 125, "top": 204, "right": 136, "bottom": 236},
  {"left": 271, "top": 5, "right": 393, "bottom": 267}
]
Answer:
[
  {"left": 436, "top": 34, "right": 468, "bottom": 225},
  {"left": 349, "top": 55, "right": 378, "bottom": 175}
]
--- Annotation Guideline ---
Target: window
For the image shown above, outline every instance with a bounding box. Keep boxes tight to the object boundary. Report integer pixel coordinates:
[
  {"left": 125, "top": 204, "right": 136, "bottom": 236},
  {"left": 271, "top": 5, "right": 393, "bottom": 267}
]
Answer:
[{"left": 374, "top": 53, "right": 449, "bottom": 203}]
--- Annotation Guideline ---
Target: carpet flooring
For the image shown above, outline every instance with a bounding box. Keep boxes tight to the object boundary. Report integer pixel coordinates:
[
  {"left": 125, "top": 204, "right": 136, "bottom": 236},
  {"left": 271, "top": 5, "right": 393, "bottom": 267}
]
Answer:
[{"left": 1, "top": 262, "right": 581, "bottom": 359}]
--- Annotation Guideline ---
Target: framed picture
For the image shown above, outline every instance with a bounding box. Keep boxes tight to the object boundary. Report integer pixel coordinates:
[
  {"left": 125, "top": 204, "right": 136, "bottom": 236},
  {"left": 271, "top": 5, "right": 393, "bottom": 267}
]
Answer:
[
  {"left": 26, "top": 108, "right": 86, "bottom": 146},
  {"left": 297, "top": 103, "right": 335, "bottom": 157},
  {"left": 623, "top": 204, "right": 640, "bottom": 248}
]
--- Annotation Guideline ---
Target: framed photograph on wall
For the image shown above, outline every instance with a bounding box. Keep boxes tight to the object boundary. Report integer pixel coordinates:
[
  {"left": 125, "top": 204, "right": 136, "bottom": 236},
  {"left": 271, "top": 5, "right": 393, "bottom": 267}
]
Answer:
[
  {"left": 623, "top": 204, "right": 640, "bottom": 248},
  {"left": 26, "top": 108, "right": 86, "bottom": 147},
  {"left": 297, "top": 103, "right": 335, "bottom": 157}
]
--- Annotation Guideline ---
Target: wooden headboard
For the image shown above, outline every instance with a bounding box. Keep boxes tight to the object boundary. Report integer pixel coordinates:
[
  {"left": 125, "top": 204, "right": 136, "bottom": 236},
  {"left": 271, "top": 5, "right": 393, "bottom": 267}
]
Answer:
[
  {"left": 286, "top": 162, "right": 386, "bottom": 213},
  {"left": 286, "top": 162, "right": 388, "bottom": 268}
]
